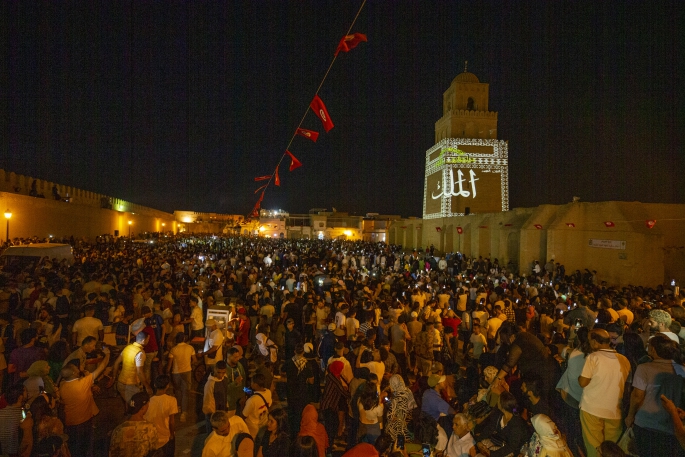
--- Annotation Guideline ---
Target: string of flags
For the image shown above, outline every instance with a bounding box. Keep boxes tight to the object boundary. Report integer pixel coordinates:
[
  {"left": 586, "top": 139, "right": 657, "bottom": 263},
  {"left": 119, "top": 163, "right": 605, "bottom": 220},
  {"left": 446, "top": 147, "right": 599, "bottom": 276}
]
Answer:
[{"left": 245, "top": 4, "right": 368, "bottom": 220}]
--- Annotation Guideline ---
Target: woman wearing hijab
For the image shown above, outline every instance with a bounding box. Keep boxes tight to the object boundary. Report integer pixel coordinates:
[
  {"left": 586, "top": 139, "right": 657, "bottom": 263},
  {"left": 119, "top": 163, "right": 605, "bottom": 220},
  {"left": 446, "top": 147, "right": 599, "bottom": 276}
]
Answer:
[
  {"left": 298, "top": 404, "right": 329, "bottom": 457},
  {"left": 256, "top": 333, "right": 278, "bottom": 364},
  {"left": 25, "top": 360, "right": 57, "bottom": 401},
  {"left": 522, "top": 414, "right": 573, "bottom": 457},
  {"left": 386, "top": 374, "right": 417, "bottom": 440},
  {"left": 320, "top": 361, "right": 350, "bottom": 446}
]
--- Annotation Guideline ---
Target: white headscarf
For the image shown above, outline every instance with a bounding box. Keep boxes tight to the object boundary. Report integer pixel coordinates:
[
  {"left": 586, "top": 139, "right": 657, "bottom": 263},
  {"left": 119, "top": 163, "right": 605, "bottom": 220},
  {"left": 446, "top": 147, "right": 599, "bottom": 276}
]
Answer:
[
  {"left": 256, "top": 333, "right": 278, "bottom": 363},
  {"left": 529, "top": 414, "right": 573, "bottom": 457}
]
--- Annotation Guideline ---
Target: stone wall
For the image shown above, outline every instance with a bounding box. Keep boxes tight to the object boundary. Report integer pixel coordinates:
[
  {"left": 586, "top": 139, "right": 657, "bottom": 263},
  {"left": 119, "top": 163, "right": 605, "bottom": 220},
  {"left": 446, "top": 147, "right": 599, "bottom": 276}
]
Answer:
[
  {"left": 390, "top": 201, "right": 685, "bottom": 286},
  {"left": 0, "top": 191, "right": 176, "bottom": 242}
]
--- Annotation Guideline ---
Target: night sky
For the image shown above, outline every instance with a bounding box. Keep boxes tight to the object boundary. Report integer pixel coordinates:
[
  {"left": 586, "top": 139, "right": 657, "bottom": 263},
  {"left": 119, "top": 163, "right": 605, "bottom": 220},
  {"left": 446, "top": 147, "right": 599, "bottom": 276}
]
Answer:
[{"left": 2, "top": 1, "right": 683, "bottom": 217}]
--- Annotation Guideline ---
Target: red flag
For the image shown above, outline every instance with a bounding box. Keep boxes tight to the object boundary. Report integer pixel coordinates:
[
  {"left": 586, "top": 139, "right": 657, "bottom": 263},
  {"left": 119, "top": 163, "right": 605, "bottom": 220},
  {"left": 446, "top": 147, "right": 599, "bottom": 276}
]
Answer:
[
  {"left": 534, "top": 224, "right": 543, "bottom": 230},
  {"left": 254, "top": 184, "right": 267, "bottom": 194},
  {"left": 566, "top": 222, "right": 576, "bottom": 227},
  {"left": 254, "top": 175, "right": 271, "bottom": 181},
  {"left": 310, "top": 95, "right": 334, "bottom": 132},
  {"left": 257, "top": 192, "right": 264, "bottom": 205},
  {"left": 274, "top": 165, "right": 280, "bottom": 187},
  {"left": 504, "top": 223, "right": 513, "bottom": 227},
  {"left": 456, "top": 226, "right": 463, "bottom": 234},
  {"left": 286, "top": 150, "right": 302, "bottom": 171},
  {"left": 296, "top": 128, "right": 319, "bottom": 142},
  {"left": 435, "top": 227, "right": 442, "bottom": 232},
  {"left": 401, "top": 226, "right": 407, "bottom": 229},
  {"left": 646, "top": 220, "right": 656, "bottom": 229},
  {"left": 604, "top": 221, "right": 615, "bottom": 227},
  {"left": 335, "top": 33, "right": 367, "bottom": 55}
]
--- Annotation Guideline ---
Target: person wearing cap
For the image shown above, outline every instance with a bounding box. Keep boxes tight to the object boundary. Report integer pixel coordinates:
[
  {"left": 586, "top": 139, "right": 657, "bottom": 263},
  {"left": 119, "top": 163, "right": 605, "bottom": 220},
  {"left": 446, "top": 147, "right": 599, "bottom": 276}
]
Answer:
[
  {"left": 109, "top": 391, "right": 158, "bottom": 457},
  {"left": 59, "top": 345, "right": 110, "bottom": 456},
  {"left": 198, "top": 319, "right": 224, "bottom": 369},
  {"left": 112, "top": 329, "right": 152, "bottom": 402},
  {"left": 421, "top": 374, "right": 454, "bottom": 420}
]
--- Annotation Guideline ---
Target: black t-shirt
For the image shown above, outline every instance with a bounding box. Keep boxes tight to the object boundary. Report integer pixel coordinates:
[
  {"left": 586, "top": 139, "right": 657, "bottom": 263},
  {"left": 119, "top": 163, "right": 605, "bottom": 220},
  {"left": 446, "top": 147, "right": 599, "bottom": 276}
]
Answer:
[
  {"left": 260, "top": 431, "right": 290, "bottom": 457},
  {"left": 284, "top": 302, "right": 302, "bottom": 329}
]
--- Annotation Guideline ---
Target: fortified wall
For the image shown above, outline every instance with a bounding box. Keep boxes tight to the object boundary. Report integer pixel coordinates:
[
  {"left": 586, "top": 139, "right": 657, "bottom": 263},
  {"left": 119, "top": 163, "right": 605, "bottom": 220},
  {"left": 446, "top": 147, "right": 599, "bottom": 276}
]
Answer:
[
  {"left": 0, "top": 169, "right": 177, "bottom": 241},
  {"left": 390, "top": 201, "right": 685, "bottom": 287}
]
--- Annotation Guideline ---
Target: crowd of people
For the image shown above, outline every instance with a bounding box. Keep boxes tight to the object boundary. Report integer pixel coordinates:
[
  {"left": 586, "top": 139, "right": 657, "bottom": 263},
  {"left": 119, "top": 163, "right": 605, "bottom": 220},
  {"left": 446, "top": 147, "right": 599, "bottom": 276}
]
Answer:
[{"left": 0, "top": 233, "right": 683, "bottom": 457}]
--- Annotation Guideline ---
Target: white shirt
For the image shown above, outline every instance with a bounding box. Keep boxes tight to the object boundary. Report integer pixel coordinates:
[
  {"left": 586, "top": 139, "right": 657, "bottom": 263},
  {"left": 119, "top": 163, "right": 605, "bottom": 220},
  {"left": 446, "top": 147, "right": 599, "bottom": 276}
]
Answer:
[
  {"left": 144, "top": 394, "right": 179, "bottom": 448},
  {"left": 204, "top": 329, "right": 224, "bottom": 365},
  {"left": 346, "top": 317, "right": 360, "bottom": 339},
  {"left": 202, "top": 416, "right": 250, "bottom": 457},
  {"left": 242, "top": 389, "right": 272, "bottom": 438},
  {"left": 445, "top": 431, "right": 476, "bottom": 457},
  {"left": 72, "top": 316, "right": 103, "bottom": 346},
  {"left": 190, "top": 306, "right": 204, "bottom": 331},
  {"left": 579, "top": 349, "right": 631, "bottom": 419},
  {"left": 169, "top": 342, "right": 196, "bottom": 374},
  {"left": 360, "top": 360, "right": 385, "bottom": 381}
]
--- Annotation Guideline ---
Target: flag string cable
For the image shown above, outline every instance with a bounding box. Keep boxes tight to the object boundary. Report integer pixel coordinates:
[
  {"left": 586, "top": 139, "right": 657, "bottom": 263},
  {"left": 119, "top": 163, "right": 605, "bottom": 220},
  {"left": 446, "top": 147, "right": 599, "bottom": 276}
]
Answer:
[{"left": 247, "top": 0, "right": 368, "bottom": 218}]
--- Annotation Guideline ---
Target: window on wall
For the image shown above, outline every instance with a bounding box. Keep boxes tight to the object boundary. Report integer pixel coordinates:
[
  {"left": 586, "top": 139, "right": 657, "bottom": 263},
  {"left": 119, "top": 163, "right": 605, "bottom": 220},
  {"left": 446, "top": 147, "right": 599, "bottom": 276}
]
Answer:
[{"left": 467, "top": 97, "right": 475, "bottom": 111}]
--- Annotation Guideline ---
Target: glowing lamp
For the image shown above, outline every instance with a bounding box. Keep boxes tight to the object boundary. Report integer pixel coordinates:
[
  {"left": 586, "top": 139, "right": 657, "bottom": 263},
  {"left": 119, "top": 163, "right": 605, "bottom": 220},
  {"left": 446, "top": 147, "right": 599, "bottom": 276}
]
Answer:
[
  {"left": 344, "top": 230, "right": 352, "bottom": 237},
  {"left": 4, "top": 210, "right": 11, "bottom": 220}
]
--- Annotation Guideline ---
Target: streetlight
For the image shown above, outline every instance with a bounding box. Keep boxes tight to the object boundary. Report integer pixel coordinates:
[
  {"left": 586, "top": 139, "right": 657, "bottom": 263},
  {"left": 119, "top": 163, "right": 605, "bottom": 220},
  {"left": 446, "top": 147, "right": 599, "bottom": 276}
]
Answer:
[
  {"left": 4, "top": 210, "right": 11, "bottom": 243},
  {"left": 128, "top": 220, "right": 132, "bottom": 239}
]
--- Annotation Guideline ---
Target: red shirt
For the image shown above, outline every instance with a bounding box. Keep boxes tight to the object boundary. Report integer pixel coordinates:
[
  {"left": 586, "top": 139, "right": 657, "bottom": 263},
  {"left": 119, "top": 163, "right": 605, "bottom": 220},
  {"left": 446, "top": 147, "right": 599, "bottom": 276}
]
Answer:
[
  {"left": 142, "top": 326, "right": 158, "bottom": 352},
  {"left": 442, "top": 316, "right": 461, "bottom": 335},
  {"left": 237, "top": 318, "right": 250, "bottom": 346}
]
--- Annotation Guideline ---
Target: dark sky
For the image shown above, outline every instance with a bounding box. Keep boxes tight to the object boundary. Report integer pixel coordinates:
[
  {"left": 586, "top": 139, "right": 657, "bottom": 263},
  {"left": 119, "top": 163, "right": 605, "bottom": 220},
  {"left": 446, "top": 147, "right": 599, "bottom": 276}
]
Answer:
[{"left": 2, "top": 1, "right": 683, "bottom": 217}]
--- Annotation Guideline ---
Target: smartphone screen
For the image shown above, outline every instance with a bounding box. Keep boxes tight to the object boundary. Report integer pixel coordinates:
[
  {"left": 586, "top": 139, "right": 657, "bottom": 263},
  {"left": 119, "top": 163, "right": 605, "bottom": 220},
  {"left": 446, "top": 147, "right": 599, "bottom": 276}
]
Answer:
[
  {"left": 422, "top": 443, "right": 431, "bottom": 457},
  {"left": 397, "top": 435, "right": 405, "bottom": 450}
]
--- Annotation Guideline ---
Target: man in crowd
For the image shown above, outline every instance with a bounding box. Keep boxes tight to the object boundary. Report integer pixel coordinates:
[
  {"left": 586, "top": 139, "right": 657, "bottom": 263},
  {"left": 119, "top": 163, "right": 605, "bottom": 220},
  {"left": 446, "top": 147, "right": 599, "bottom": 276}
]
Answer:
[
  {"left": 197, "top": 319, "right": 224, "bottom": 373},
  {"left": 59, "top": 345, "right": 110, "bottom": 456},
  {"left": 144, "top": 375, "right": 178, "bottom": 457},
  {"left": 202, "top": 410, "right": 250, "bottom": 457},
  {"left": 109, "top": 391, "right": 158, "bottom": 457},
  {"left": 71, "top": 304, "right": 104, "bottom": 347},
  {"left": 578, "top": 328, "right": 631, "bottom": 457},
  {"left": 63, "top": 335, "right": 97, "bottom": 374},
  {"left": 167, "top": 332, "right": 196, "bottom": 422},
  {"left": 112, "top": 329, "right": 151, "bottom": 402}
]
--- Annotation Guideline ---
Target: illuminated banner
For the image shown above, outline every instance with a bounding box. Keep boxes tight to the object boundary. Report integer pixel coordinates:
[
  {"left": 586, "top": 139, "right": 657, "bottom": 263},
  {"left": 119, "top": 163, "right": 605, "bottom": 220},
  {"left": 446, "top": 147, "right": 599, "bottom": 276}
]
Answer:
[
  {"left": 588, "top": 239, "right": 626, "bottom": 250},
  {"left": 423, "top": 138, "right": 509, "bottom": 218}
]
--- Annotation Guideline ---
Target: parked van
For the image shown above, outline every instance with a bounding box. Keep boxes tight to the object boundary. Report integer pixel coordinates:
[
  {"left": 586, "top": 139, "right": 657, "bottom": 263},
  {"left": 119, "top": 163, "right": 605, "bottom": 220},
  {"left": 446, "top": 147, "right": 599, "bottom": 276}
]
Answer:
[{"left": 0, "top": 243, "right": 74, "bottom": 271}]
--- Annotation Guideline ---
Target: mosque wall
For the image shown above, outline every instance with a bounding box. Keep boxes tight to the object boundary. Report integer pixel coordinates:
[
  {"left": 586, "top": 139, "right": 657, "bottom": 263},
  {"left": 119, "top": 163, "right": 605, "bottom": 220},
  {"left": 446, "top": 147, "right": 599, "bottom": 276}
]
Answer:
[{"left": 391, "top": 201, "right": 685, "bottom": 286}]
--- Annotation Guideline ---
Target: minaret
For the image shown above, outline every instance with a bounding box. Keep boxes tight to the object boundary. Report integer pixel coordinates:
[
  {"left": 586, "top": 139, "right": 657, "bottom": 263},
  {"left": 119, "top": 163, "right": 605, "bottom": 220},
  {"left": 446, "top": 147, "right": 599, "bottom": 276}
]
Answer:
[
  {"left": 434, "top": 62, "right": 498, "bottom": 142},
  {"left": 423, "top": 65, "right": 509, "bottom": 219}
]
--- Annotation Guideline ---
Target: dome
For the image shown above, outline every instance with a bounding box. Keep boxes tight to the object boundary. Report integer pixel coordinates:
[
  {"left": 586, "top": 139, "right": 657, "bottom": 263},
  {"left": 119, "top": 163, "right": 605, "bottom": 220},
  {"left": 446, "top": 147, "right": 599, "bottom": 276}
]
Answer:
[{"left": 453, "top": 72, "right": 480, "bottom": 83}]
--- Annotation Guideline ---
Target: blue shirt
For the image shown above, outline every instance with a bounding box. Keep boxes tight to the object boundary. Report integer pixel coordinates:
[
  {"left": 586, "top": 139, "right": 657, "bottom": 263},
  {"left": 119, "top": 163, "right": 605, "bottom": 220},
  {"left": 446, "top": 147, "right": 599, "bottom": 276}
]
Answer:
[{"left": 421, "top": 388, "right": 450, "bottom": 420}]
